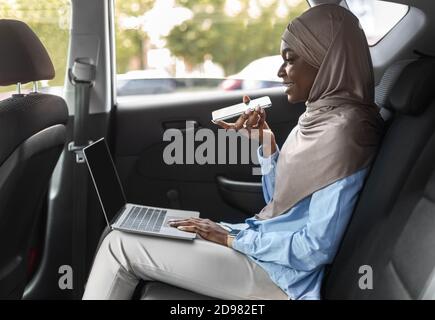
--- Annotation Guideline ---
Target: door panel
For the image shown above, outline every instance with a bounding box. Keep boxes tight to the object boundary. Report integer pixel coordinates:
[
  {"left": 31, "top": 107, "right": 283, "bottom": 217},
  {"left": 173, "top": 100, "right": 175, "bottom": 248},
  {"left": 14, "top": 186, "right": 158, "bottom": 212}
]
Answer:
[
  {"left": 216, "top": 176, "right": 263, "bottom": 215},
  {"left": 113, "top": 88, "right": 305, "bottom": 223}
]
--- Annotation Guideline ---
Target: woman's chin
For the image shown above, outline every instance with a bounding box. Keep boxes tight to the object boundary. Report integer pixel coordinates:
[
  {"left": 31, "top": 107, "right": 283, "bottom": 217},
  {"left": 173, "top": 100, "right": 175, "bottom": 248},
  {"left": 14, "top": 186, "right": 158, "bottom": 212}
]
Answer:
[
  {"left": 286, "top": 93, "right": 304, "bottom": 104},
  {"left": 286, "top": 94, "right": 297, "bottom": 104}
]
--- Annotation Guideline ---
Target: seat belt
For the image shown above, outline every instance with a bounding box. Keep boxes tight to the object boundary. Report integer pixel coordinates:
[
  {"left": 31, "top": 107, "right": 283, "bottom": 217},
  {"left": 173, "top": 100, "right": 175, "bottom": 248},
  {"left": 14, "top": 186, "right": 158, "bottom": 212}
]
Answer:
[{"left": 68, "top": 57, "right": 96, "bottom": 299}]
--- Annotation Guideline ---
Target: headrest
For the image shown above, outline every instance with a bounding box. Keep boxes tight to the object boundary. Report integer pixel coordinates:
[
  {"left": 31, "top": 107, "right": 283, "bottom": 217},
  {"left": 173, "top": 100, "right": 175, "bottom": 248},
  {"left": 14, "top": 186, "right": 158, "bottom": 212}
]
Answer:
[
  {"left": 0, "top": 19, "right": 55, "bottom": 86},
  {"left": 387, "top": 57, "right": 435, "bottom": 115}
]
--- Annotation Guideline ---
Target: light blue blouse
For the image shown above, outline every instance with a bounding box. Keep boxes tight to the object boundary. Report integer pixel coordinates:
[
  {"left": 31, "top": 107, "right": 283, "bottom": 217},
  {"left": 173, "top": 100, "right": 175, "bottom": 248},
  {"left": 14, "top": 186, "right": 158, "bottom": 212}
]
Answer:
[{"left": 222, "top": 146, "right": 369, "bottom": 300}]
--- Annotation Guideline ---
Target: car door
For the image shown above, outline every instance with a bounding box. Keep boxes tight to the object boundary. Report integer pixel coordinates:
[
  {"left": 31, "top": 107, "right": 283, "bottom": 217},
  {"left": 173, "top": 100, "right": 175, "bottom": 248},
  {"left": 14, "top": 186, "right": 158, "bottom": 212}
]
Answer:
[{"left": 112, "top": 89, "right": 306, "bottom": 224}]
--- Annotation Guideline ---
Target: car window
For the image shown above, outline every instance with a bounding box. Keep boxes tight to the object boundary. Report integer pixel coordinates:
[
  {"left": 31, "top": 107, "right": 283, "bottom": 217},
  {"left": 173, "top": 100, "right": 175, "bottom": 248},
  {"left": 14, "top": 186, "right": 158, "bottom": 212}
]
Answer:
[
  {"left": 114, "top": 0, "right": 309, "bottom": 97},
  {"left": 344, "top": 0, "right": 408, "bottom": 46},
  {"left": 0, "top": 0, "right": 71, "bottom": 100}
]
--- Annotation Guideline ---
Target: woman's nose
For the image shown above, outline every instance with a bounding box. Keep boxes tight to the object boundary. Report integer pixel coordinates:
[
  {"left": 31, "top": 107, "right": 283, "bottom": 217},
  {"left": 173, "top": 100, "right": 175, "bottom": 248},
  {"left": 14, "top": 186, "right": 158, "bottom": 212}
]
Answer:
[{"left": 277, "top": 64, "right": 286, "bottom": 79}]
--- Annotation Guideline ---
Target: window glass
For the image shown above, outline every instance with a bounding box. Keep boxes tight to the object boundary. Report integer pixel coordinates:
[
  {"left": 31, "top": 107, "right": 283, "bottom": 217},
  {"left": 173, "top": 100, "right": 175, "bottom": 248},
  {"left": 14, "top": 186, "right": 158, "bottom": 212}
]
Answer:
[
  {"left": 345, "top": 0, "right": 408, "bottom": 45},
  {"left": 115, "top": 0, "right": 309, "bottom": 97},
  {"left": 0, "top": 0, "right": 71, "bottom": 100}
]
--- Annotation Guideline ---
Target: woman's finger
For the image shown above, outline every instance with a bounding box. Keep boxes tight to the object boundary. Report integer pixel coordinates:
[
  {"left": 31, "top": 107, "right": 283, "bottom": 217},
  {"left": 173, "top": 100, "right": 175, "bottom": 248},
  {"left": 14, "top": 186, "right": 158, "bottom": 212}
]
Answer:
[
  {"left": 233, "top": 110, "right": 250, "bottom": 130},
  {"left": 214, "top": 120, "right": 233, "bottom": 129},
  {"left": 245, "top": 111, "right": 260, "bottom": 128},
  {"left": 167, "top": 218, "right": 183, "bottom": 223},
  {"left": 169, "top": 218, "right": 207, "bottom": 230},
  {"left": 176, "top": 222, "right": 209, "bottom": 234},
  {"left": 168, "top": 218, "right": 196, "bottom": 227},
  {"left": 256, "top": 107, "right": 266, "bottom": 127},
  {"left": 187, "top": 219, "right": 209, "bottom": 231},
  {"left": 190, "top": 223, "right": 209, "bottom": 233},
  {"left": 176, "top": 225, "right": 197, "bottom": 233}
]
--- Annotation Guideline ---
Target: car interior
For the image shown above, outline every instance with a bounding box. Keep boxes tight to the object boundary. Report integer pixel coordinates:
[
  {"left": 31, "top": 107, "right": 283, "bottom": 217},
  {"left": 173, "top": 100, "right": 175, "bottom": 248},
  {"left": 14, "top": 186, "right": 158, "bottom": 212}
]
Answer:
[{"left": 0, "top": 0, "right": 435, "bottom": 300}]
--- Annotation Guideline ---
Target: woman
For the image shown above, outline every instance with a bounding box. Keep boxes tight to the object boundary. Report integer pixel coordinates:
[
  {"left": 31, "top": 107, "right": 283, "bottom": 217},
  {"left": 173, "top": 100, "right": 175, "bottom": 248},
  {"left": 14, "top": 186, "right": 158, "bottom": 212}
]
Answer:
[{"left": 83, "top": 4, "right": 384, "bottom": 300}]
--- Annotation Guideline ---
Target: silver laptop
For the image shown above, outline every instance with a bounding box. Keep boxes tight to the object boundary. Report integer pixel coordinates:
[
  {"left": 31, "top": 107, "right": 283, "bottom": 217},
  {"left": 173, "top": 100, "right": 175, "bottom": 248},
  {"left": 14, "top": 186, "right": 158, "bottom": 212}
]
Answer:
[{"left": 83, "top": 138, "right": 199, "bottom": 240}]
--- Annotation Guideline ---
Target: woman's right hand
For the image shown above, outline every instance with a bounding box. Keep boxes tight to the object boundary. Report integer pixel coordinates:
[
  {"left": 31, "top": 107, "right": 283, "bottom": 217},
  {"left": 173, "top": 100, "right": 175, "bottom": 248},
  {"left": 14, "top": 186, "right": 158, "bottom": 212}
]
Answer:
[{"left": 215, "top": 95, "right": 277, "bottom": 156}]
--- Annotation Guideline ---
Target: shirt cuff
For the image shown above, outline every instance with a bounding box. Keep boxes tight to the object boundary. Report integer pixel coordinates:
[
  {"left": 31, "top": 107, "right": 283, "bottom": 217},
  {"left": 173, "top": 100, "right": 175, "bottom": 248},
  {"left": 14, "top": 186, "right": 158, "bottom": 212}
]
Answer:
[
  {"left": 257, "top": 145, "right": 279, "bottom": 175},
  {"left": 218, "top": 222, "right": 248, "bottom": 236},
  {"left": 231, "top": 228, "right": 258, "bottom": 254}
]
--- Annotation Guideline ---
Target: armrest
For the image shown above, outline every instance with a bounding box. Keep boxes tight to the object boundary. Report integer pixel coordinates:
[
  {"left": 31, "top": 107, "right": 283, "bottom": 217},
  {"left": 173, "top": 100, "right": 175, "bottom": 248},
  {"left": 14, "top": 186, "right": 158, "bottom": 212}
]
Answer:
[{"left": 216, "top": 176, "right": 264, "bottom": 215}]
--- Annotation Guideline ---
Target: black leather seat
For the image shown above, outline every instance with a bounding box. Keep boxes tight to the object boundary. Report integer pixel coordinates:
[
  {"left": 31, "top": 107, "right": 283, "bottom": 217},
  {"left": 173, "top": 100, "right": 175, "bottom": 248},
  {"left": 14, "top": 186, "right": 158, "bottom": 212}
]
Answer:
[
  {"left": 323, "top": 57, "right": 435, "bottom": 299},
  {"left": 0, "top": 19, "right": 68, "bottom": 299},
  {"left": 138, "top": 57, "right": 435, "bottom": 300}
]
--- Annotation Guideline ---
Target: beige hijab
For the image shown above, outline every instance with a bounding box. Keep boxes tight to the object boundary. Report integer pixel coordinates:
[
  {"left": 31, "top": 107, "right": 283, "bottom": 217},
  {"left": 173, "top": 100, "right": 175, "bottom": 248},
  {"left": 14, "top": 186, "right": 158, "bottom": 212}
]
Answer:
[{"left": 256, "top": 4, "right": 384, "bottom": 220}]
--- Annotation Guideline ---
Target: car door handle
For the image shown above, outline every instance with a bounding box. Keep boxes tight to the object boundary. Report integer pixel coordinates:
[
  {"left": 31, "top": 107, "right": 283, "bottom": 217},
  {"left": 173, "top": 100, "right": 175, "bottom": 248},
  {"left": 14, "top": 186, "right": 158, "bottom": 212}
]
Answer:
[
  {"left": 216, "top": 176, "right": 262, "bottom": 192},
  {"left": 216, "top": 176, "right": 264, "bottom": 215}
]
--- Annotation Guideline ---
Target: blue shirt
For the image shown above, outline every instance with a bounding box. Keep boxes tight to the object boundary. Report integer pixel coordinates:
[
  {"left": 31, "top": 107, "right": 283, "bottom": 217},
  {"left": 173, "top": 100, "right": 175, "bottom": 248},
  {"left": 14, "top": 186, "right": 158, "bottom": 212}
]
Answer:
[{"left": 222, "top": 146, "right": 369, "bottom": 300}]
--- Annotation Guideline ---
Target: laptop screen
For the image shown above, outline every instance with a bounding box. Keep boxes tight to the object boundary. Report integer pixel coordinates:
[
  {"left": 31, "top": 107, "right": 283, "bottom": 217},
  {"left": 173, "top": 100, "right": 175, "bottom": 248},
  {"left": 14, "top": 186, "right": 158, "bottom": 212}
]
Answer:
[{"left": 83, "top": 138, "right": 126, "bottom": 220}]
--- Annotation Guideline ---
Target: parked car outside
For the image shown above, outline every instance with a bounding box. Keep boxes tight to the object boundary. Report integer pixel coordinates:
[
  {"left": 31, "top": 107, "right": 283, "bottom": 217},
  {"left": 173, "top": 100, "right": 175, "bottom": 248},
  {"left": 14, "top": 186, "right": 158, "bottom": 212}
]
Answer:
[
  {"left": 220, "top": 55, "right": 283, "bottom": 91},
  {"left": 117, "top": 69, "right": 177, "bottom": 96}
]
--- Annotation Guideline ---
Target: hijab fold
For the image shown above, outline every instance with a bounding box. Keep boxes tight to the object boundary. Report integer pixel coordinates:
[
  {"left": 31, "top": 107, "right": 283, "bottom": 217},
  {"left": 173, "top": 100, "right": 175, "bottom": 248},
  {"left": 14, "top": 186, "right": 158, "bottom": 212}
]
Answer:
[{"left": 256, "top": 4, "right": 384, "bottom": 220}]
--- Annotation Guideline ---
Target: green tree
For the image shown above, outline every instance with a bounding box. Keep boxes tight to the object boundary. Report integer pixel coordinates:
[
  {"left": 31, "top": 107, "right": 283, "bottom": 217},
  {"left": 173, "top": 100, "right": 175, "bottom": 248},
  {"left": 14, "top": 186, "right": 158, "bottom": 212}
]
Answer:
[
  {"left": 166, "top": 0, "right": 307, "bottom": 76},
  {"left": 0, "top": 0, "right": 308, "bottom": 96},
  {"left": 0, "top": 0, "right": 70, "bottom": 93},
  {"left": 115, "top": 0, "right": 155, "bottom": 73}
]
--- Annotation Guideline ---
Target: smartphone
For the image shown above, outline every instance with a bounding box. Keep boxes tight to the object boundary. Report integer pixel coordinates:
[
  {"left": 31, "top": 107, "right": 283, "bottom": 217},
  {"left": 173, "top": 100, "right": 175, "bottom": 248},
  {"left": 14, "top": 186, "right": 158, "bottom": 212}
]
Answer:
[{"left": 211, "top": 96, "right": 272, "bottom": 123}]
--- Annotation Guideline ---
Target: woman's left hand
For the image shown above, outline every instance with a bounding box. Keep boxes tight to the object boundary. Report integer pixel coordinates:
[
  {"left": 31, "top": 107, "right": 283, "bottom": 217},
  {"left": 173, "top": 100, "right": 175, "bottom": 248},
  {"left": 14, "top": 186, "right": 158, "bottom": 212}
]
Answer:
[{"left": 168, "top": 218, "right": 229, "bottom": 246}]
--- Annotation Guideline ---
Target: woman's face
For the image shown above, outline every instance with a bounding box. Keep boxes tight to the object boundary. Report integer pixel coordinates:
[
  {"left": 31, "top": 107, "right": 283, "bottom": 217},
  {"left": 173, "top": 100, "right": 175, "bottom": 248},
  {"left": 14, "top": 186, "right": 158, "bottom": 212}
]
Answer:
[{"left": 277, "top": 41, "right": 318, "bottom": 104}]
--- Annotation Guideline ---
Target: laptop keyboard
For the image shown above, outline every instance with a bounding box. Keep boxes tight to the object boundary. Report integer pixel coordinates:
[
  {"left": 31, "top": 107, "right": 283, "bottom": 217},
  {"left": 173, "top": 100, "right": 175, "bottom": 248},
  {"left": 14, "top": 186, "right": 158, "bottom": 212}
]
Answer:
[{"left": 119, "top": 206, "right": 167, "bottom": 233}]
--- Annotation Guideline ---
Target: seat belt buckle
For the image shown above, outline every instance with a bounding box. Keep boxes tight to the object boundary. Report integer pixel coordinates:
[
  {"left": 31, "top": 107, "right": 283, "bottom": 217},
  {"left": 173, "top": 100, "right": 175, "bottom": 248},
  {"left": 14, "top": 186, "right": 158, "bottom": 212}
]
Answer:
[{"left": 68, "top": 141, "right": 93, "bottom": 164}]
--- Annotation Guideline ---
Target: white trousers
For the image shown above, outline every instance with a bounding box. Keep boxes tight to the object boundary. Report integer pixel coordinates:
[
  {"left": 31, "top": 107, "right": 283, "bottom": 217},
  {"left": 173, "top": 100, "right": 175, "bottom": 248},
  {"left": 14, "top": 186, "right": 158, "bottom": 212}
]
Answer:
[{"left": 82, "top": 230, "right": 288, "bottom": 300}]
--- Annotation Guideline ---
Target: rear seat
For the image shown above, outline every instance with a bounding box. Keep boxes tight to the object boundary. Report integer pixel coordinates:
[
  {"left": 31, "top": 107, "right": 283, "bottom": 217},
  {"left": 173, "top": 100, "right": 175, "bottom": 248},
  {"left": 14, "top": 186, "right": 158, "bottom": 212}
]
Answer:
[
  {"left": 323, "top": 57, "right": 435, "bottom": 299},
  {"left": 138, "top": 57, "right": 435, "bottom": 300}
]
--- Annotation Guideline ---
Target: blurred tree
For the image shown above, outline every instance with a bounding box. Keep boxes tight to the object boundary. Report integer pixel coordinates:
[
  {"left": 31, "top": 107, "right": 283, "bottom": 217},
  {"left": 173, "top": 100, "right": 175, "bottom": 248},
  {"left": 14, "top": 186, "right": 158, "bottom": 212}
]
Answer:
[
  {"left": 166, "top": 0, "right": 308, "bottom": 76},
  {"left": 115, "top": 0, "right": 155, "bottom": 73},
  {"left": 0, "top": 0, "right": 70, "bottom": 93},
  {"left": 0, "top": 0, "right": 308, "bottom": 96}
]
